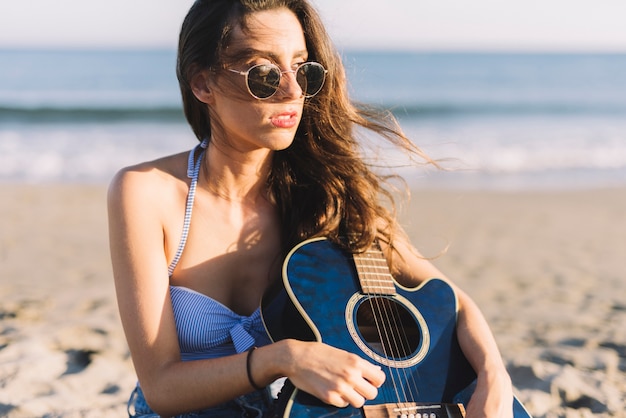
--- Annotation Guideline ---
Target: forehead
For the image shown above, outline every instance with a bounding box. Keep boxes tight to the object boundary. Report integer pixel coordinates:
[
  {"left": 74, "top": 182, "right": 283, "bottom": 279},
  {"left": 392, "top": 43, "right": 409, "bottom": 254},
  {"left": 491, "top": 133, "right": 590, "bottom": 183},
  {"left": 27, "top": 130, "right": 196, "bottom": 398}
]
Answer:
[{"left": 228, "top": 8, "right": 307, "bottom": 60}]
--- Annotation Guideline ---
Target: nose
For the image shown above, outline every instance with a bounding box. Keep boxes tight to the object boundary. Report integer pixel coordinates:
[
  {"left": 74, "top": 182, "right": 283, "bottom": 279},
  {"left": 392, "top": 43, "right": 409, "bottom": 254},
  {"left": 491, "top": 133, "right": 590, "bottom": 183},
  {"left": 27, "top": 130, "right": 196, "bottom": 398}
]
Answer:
[{"left": 277, "top": 69, "right": 304, "bottom": 100}]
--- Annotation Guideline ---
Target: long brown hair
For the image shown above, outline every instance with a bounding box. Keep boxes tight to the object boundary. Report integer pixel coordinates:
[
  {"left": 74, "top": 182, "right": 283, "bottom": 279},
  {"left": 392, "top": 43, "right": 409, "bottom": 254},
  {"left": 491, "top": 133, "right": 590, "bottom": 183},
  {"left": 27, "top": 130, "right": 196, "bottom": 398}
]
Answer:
[{"left": 177, "top": 0, "right": 435, "bottom": 255}]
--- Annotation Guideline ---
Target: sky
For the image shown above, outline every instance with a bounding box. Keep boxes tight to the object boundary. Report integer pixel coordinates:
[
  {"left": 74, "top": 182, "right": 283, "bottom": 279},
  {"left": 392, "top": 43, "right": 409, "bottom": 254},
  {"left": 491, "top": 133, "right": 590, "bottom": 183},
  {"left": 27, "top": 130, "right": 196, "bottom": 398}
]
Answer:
[{"left": 1, "top": 0, "right": 626, "bottom": 51}]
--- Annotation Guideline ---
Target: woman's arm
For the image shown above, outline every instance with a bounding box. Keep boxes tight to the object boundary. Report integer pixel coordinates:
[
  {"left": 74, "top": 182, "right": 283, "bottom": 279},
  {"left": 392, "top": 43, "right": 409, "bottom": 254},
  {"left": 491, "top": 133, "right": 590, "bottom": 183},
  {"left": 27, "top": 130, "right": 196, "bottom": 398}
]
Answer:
[
  {"left": 455, "top": 288, "right": 514, "bottom": 417},
  {"left": 108, "top": 167, "right": 274, "bottom": 415},
  {"left": 107, "top": 167, "right": 385, "bottom": 416},
  {"left": 388, "top": 234, "right": 514, "bottom": 418}
]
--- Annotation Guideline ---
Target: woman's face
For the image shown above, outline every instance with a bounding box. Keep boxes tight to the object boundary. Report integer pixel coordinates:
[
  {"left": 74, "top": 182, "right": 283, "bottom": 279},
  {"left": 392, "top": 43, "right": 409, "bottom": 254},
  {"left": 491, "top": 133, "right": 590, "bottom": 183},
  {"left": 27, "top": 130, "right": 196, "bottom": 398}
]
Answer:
[{"left": 201, "top": 8, "right": 308, "bottom": 154}]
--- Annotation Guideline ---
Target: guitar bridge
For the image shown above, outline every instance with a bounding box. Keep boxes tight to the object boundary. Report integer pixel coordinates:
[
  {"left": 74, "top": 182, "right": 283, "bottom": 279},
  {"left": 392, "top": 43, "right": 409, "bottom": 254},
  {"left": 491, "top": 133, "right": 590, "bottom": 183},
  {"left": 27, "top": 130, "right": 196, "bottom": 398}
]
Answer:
[{"left": 362, "top": 403, "right": 466, "bottom": 418}]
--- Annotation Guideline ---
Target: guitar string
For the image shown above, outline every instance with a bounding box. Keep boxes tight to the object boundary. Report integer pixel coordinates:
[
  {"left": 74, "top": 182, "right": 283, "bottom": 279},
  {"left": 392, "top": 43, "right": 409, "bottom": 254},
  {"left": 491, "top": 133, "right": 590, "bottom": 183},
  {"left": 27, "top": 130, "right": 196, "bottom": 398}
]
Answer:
[
  {"left": 371, "top": 248, "right": 416, "bottom": 405},
  {"left": 371, "top": 250, "right": 411, "bottom": 405},
  {"left": 372, "top": 242, "right": 422, "bottom": 403},
  {"left": 381, "top": 248, "right": 423, "bottom": 405},
  {"left": 362, "top": 245, "right": 422, "bottom": 406},
  {"left": 360, "top": 248, "right": 410, "bottom": 407},
  {"left": 356, "top": 252, "right": 400, "bottom": 403},
  {"left": 359, "top": 252, "right": 403, "bottom": 405},
  {"left": 385, "top": 278, "right": 421, "bottom": 404},
  {"left": 370, "top": 249, "right": 413, "bottom": 408}
]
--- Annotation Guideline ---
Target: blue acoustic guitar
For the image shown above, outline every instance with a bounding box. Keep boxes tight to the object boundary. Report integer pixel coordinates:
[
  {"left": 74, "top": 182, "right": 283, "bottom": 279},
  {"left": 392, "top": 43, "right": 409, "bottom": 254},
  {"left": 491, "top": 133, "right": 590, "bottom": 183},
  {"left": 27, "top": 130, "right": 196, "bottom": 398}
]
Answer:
[{"left": 261, "top": 237, "right": 532, "bottom": 418}]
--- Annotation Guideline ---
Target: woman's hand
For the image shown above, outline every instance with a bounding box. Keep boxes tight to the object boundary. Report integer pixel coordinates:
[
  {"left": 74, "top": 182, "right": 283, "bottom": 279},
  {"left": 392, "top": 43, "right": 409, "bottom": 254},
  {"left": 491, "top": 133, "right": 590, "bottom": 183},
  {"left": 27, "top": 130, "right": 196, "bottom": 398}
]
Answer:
[
  {"left": 464, "top": 368, "right": 514, "bottom": 418},
  {"left": 277, "top": 340, "right": 386, "bottom": 408}
]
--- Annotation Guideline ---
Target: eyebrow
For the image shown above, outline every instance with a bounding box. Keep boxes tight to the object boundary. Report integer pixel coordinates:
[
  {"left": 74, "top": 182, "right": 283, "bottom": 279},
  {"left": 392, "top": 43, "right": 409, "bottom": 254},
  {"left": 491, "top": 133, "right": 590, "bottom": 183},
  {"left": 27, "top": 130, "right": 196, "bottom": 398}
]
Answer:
[{"left": 231, "top": 47, "right": 309, "bottom": 63}]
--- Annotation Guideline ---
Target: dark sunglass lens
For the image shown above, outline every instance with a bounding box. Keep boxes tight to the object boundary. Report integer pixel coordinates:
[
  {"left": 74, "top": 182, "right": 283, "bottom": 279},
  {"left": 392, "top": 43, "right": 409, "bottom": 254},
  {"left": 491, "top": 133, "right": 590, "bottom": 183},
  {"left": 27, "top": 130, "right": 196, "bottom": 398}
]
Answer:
[
  {"left": 297, "top": 63, "right": 326, "bottom": 97},
  {"left": 247, "top": 64, "right": 281, "bottom": 99}
]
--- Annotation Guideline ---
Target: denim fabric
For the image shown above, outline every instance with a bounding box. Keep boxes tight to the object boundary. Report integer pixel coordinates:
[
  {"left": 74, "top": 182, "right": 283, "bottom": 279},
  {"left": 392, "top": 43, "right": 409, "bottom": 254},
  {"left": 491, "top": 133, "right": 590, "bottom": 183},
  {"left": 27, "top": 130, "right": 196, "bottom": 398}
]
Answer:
[{"left": 127, "top": 384, "right": 274, "bottom": 418}]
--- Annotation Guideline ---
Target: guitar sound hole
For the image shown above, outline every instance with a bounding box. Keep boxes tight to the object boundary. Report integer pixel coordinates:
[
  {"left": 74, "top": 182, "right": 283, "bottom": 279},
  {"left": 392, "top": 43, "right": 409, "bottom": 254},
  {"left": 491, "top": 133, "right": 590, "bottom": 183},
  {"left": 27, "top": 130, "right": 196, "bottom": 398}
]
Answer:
[{"left": 356, "top": 297, "right": 421, "bottom": 359}]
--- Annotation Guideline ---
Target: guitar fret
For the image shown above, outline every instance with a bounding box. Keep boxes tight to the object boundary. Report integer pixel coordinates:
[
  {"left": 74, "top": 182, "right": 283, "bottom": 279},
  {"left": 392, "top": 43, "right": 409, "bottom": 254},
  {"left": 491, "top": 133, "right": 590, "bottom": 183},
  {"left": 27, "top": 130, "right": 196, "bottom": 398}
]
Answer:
[
  {"left": 359, "top": 278, "right": 394, "bottom": 284},
  {"left": 359, "top": 275, "right": 391, "bottom": 280},
  {"left": 355, "top": 264, "right": 388, "bottom": 270},
  {"left": 356, "top": 255, "right": 386, "bottom": 259},
  {"left": 359, "top": 257, "right": 387, "bottom": 263},
  {"left": 357, "top": 271, "right": 390, "bottom": 275},
  {"left": 355, "top": 264, "right": 389, "bottom": 270},
  {"left": 353, "top": 246, "right": 397, "bottom": 295},
  {"left": 361, "top": 284, "right": 395, "bottom": 290}
]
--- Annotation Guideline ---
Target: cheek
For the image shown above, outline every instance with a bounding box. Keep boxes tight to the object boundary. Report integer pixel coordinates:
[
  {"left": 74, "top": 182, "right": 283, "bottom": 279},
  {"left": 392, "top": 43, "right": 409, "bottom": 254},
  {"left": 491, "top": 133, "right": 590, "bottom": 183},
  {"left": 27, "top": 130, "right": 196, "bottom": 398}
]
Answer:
[
  {"left": 211, "top": 89, "right": 256, "bottom": 116},
  {"left": 211, "top": 75, "right": 251, "bottom": 103},
  {"left": 226, "top": 102, "right": 265, "bottom": 124},
  {"left": 210, "top": 100, "right": 266, "bottom": 134}
]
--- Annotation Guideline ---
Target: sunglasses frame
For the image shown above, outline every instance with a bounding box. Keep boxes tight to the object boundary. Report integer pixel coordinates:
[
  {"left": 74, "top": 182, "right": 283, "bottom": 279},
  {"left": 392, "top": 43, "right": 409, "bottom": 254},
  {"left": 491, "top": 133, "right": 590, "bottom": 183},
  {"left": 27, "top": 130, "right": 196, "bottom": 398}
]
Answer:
[{"left": 227, "top": 61, "right": 327, "bottom": 100}]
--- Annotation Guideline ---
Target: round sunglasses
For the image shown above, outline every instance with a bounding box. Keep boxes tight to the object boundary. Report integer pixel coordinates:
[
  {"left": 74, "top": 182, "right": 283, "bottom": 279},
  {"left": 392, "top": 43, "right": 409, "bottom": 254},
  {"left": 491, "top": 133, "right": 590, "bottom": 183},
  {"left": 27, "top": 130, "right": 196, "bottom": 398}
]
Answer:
[{"left": 227, "top": 62, "right": 327, "bottom": 100}]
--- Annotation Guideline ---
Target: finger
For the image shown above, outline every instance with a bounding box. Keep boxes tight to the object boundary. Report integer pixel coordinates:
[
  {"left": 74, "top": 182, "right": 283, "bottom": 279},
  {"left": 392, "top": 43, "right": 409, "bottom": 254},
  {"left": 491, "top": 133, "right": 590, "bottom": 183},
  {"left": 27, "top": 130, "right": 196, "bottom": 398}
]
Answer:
[
  {"left": 327, "top": 384, "right": 366, "bottom": 409},
  {"left": 353, "top": 376, "right": 379, "bottom": 401},
  {"left": 342, "top": 390, "right": 366, "bottom": 409},
  {"left": 363, "top": 364, "right": 386, "bottom": 388},
  {"left": 326, "top": 393, "right": 350, "bottom": 408},
  {"left": 345, "top": 359, "right": 384, "bottom": 400}
]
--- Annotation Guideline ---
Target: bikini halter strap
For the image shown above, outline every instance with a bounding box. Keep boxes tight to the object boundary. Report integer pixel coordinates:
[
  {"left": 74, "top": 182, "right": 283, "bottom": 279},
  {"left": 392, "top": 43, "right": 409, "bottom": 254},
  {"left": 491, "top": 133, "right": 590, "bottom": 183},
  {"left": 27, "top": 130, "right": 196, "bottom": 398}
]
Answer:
[{"left": 167, "top": 138, "right": 209, "bottom": 277}]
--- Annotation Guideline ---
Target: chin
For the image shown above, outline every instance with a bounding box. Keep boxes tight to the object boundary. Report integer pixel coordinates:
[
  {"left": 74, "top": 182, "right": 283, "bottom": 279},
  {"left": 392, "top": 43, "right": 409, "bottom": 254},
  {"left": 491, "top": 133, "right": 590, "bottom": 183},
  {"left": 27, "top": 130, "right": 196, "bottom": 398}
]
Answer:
[
  {"left": 272, "top": 140, "right": 296, "bottom": 151},
  {"left": 265, "top": 132, "right": 298, "bottom": 151}
]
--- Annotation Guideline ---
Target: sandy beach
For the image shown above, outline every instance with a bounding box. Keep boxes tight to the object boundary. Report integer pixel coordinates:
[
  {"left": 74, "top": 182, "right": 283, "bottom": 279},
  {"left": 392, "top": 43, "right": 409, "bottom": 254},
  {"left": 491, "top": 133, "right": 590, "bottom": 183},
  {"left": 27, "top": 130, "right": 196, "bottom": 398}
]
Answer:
[{"left": 0, "top": 183, "right": 624, "bottom": 417}]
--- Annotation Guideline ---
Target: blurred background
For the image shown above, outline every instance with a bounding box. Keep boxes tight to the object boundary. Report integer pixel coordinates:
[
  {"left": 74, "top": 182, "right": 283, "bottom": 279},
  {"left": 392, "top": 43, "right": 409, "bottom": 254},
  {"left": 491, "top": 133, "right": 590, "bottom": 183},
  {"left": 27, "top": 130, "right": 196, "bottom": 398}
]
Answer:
[{"left": 1, "top": 0, "right": 626, "bottom": 189}]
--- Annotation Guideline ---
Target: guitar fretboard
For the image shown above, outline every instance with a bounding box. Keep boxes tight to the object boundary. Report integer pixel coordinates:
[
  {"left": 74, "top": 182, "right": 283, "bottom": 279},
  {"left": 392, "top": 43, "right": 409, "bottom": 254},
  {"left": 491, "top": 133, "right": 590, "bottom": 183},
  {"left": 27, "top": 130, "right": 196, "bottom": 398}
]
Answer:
[{"left": 353, "top": 245, "right": 396, "bottom": 295}]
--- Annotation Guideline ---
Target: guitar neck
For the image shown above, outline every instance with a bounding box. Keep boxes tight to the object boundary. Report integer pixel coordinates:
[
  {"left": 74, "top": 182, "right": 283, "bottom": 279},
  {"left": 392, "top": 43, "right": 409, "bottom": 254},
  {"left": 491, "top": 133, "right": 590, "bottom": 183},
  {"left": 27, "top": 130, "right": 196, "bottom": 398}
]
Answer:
[{"left": 353, "top": 243, "right": 396, "bottom": 295}]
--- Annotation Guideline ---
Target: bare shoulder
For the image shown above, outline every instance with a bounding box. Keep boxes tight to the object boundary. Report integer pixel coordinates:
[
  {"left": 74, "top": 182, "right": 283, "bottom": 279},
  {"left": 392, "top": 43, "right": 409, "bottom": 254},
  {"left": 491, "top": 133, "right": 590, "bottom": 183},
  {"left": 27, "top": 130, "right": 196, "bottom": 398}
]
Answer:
[{"left": 108, "top": 152, "right": 189, "bottom": 209}]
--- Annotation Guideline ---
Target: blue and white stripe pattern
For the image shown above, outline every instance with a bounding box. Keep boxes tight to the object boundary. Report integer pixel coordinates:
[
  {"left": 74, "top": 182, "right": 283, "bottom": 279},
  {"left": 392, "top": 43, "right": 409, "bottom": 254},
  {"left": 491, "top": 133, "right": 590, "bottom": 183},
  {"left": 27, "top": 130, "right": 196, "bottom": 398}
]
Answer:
[
  {"left": 170, "top": 286, "right": 271, "bottom": 361},
  {"left": 167, "top": 139, "right": 208, "bottom": 277},
  {"left": 167, "top": 139, "right": 271, "bottom": 361}
]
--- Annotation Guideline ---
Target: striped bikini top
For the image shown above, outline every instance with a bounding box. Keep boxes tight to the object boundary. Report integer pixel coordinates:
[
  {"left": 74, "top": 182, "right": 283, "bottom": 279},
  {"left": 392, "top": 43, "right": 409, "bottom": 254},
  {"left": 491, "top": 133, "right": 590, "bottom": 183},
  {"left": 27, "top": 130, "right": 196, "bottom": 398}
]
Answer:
[{"left": 167, "top": 139, "right": 271, "bottom": 361}]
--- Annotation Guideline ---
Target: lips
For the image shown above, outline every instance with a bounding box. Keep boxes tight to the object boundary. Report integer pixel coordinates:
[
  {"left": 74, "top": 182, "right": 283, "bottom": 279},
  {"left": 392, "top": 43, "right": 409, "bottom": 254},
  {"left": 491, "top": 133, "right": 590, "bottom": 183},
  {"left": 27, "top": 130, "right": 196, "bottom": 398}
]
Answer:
[{"left": 270, "top": 111, "right": 299, "bottom": 128}]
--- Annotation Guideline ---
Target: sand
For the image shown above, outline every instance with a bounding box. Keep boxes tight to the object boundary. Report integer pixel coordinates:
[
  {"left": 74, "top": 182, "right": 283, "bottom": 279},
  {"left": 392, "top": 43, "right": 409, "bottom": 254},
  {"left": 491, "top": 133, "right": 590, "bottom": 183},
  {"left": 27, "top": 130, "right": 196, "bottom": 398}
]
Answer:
[{"left": 0, "top": 183, "right": 624, "bottom": 417}]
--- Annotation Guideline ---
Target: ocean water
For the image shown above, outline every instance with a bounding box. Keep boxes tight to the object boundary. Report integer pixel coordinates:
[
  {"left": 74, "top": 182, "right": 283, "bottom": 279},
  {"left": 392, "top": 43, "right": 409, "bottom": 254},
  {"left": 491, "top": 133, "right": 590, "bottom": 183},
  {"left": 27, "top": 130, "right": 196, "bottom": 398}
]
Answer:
[{"left": 1, "top": 49, "right": 626, "bottom": 189}]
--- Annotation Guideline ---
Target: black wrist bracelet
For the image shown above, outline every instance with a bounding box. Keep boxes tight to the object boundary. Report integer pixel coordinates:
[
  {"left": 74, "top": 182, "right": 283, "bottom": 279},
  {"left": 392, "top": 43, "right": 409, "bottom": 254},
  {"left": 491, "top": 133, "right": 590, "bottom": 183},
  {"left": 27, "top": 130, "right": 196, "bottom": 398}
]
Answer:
[{"left": 246, "top": 346, "right": 263, "bottom": 390}]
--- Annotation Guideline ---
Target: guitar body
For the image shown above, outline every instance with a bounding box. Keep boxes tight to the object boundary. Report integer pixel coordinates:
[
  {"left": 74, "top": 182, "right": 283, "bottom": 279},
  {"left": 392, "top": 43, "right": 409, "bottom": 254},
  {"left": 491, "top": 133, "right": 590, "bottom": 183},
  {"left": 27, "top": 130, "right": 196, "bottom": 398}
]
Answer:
[{"left": 261, "top": 237, "right": 531, "bottom": 418}]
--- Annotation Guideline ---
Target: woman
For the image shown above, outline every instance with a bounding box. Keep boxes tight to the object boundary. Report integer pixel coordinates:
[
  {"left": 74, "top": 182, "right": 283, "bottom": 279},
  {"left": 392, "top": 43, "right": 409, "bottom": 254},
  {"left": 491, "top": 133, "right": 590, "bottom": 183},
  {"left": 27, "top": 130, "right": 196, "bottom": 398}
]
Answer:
[{"left": 108, "top": 0, "right": 513, "bottom": 416}]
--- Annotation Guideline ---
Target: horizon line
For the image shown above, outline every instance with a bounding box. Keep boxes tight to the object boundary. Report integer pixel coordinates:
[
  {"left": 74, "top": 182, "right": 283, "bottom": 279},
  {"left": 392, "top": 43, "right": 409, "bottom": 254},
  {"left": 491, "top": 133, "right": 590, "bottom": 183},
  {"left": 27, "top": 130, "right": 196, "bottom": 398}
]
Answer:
[{"left": 2, "top": 45, "right": 626, "bottom": 54}]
